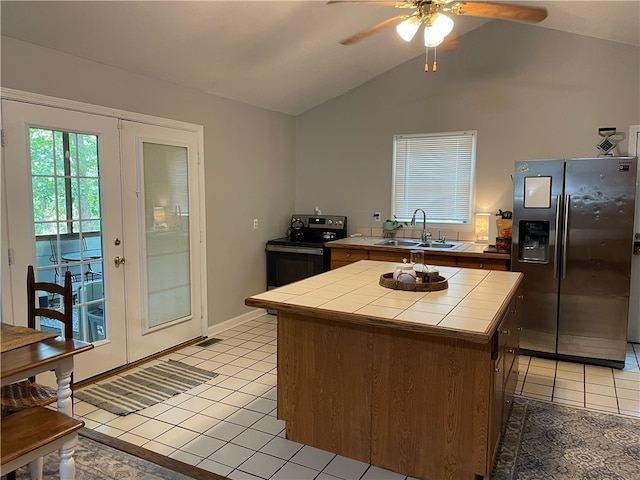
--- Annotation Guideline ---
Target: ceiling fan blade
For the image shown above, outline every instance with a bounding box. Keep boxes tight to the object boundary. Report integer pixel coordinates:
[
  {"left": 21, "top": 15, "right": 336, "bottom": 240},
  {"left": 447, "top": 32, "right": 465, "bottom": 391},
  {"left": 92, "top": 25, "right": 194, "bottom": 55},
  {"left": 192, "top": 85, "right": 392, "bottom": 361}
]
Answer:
[
  {"left": 327, "top": 1, "right": 410, "bottom": 7},
  {"left": 339, "top": 14, "right": 412, "bottom": 45},
  {"left": 448, "top": 1, "right": 548, "bottom": 23}
]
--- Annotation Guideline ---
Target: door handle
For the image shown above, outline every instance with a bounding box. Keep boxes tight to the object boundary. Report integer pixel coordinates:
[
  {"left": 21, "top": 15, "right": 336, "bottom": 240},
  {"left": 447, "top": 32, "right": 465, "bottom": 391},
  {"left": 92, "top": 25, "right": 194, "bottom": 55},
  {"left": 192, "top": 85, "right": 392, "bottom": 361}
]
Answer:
[
  {"left": 562, "top": 194, "right": 570, "bottom": 279},
  {"left": 553, "top": 194, "right": 561, "bottom": 279},
  {"left": 114, "top": 256, "right": 126, "bottom": 266}
]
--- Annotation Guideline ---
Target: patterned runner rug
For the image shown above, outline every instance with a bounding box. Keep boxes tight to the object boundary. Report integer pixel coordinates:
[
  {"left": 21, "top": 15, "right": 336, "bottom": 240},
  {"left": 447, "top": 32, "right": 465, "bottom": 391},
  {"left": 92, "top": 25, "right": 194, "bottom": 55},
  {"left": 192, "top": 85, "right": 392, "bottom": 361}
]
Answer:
[
  {"left": 75, "top": 359, "right": 218, "bottom": 415},
  {"left": 491, "top": 396, "right": 639, "bottom": 479},
  {"left": 8, "top": 428, "right": 226, "bottom": 480}
]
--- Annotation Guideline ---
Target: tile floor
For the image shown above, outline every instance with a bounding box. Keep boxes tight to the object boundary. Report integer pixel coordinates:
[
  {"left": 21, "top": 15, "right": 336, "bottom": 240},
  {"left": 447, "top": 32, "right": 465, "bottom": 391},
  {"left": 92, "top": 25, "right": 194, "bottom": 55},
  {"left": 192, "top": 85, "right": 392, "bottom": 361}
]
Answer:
[{"left": 75, "top": 314, "right": 640, "bottom": 480}]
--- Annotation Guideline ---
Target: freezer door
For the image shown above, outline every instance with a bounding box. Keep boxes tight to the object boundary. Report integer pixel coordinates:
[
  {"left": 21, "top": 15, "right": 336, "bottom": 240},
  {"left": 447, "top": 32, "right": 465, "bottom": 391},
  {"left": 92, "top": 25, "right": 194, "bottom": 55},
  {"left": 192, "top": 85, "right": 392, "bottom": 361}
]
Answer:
[
  {"left": 512, "top": 159, "right": 565, "bottom": 353},
  {"left": 558, "top": 157, "right": 637, "bottom": 362}
]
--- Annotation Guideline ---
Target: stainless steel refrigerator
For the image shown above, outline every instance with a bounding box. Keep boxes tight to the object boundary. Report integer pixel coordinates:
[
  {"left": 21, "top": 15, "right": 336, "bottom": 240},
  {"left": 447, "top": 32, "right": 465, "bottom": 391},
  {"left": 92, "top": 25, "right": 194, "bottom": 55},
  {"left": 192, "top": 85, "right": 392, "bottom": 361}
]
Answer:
[{"left": 512, "top": 156, "right": 637, "bottom": 368}]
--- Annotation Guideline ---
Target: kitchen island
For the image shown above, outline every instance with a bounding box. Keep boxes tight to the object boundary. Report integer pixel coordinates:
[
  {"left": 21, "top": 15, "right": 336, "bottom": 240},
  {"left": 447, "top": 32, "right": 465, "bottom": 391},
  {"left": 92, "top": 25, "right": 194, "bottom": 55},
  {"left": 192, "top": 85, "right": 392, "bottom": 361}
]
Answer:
[{"left": 245, "top": 260, "right": 523, "bottom": 480}]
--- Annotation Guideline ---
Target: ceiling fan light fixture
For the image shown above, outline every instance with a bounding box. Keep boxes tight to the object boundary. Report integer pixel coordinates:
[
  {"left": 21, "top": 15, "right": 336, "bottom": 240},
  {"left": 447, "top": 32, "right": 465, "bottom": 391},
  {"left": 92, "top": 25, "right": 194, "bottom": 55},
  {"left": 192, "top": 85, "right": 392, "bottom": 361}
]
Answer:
[
  {"left": 396, "top": 16, "right": 421, "bottom": 42},
  {"left": 423, "top": 28, "right": 444, "bottom": 47},
  {"left": 430, "top": 13, "right": 454, "bottom": 38}
]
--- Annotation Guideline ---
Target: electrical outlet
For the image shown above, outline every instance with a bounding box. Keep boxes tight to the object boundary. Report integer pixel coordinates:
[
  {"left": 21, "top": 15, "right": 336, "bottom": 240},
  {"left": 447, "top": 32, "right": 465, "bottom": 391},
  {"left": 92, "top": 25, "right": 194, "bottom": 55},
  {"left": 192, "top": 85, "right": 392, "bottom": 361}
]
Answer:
[
  {"left": 253, "top": 218, "right": 259, "bottom": 229},
  {"left": 373, "top": 212, "right": 381, "bottom": 222}
]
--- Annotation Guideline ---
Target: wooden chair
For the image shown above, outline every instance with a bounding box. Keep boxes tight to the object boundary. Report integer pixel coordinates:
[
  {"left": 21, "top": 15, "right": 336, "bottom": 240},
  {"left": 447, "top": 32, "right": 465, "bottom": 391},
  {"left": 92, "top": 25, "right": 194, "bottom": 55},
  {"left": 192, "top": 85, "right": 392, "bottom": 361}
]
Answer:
[{"left": 0, "top": 265, "right": 74, "bottom": 480}]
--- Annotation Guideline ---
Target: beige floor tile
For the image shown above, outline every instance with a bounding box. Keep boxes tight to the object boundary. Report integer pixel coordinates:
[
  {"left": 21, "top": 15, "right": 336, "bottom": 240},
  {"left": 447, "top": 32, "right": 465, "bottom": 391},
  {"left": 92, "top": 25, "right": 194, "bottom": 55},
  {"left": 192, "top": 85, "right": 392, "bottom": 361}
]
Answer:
[
  {"left": 613, "top": 370, "right": 640, "bottom": 382},
  {"left": 524, "top": 374, "right": 554, "bottom": 387},
  {"left": 615, "top": 388, "right": 640, "bottom": 401},
  {"left": 529, "top": 357, "right": 557, "bottom": 369},
  {"left": 554, "top": 378, "right": 584, "bottom": 392},
  {"left": 522, "top": 382, "right": 553, "bottom": 398},
  {"left": 556, "top": 361, "right": 584, "bottom": 373},
  {"left": 555, "top": 369, "right": 583, "bottom": 382},
  {"left": 553, "top": 387, "right": 584, "bottom": 403},
  {"left": 615, "top": 378, "right": 640, "bottom": 391},
  {"left": 585, "top": 392, "right": 619, "bottom": 409},
  {"left": 617, "top": 397, "right": 640, "bottom": 413},
  {"left": 585, "top": 373, "right": 615, "bottom": 387},
  {"left": 552, "top": 396, "right": 583, "bottom": 408},
  {"left": 527, "top": 365, "right": 556, "bottom": 378},
  {"left": 585, "top": 383, "right": 616, "bottom": 397},
  {"left": 585, "top": 364, "right": 613, "bottom": 377}
]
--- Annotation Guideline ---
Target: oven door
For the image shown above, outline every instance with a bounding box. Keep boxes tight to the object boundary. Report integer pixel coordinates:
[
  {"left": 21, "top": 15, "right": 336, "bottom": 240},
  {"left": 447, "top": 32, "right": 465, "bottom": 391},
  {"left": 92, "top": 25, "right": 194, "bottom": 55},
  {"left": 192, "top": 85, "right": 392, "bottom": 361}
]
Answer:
[{"left": 266, "top": 244, "right": 324, "bottom": 289}]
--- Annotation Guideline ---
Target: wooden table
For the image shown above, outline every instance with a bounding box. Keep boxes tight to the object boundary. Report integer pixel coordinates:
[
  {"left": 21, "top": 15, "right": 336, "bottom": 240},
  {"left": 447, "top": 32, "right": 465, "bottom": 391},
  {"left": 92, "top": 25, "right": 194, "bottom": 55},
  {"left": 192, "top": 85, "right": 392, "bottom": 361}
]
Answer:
[{"left": 1, "top": 324, "right": 93, "bottom": 478}]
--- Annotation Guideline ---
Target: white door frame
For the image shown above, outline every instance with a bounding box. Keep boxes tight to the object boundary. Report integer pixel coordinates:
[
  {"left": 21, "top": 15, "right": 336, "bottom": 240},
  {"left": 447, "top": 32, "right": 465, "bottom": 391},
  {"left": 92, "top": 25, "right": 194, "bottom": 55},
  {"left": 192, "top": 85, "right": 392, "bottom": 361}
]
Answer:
[{"left": 0, "top": 88, "right": 208, "bottom": 373}]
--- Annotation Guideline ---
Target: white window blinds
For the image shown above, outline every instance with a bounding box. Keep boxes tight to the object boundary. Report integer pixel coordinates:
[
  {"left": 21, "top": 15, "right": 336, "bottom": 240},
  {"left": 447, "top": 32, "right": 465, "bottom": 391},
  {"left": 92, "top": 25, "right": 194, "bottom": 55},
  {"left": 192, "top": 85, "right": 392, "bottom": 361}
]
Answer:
[{"left": 392, "top": 131, "right": 476, "bottom": 225}]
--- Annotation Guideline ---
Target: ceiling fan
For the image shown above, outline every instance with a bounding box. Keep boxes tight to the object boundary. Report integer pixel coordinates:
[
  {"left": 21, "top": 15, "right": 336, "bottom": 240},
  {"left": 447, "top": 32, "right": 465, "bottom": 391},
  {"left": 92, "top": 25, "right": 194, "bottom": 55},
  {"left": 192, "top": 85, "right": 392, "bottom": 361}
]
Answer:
[{"left": 328, "top": 0, "right": 548, "bottom": 71}]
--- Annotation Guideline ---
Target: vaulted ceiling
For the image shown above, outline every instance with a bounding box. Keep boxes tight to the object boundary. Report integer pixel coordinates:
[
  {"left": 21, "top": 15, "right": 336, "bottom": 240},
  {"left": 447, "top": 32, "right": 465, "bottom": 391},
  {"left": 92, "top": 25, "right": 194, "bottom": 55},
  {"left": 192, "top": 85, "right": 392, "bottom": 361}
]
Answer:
[{"left": 2, "top": 1, "right": 639, "bottom": 115}]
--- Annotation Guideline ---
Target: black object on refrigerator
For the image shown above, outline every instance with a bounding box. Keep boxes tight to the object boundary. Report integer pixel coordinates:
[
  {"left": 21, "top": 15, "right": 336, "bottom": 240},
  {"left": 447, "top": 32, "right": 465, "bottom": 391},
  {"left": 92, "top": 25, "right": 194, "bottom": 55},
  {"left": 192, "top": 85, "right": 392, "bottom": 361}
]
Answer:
[{"left": 512, "top": 156, "right": 637, "bottom": 368}]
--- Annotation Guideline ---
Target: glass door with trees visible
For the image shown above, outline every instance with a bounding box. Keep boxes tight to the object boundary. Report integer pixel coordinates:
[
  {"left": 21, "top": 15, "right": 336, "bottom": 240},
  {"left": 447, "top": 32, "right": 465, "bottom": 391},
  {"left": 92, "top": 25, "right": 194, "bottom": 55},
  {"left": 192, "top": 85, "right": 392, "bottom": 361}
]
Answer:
[
  {"left": 2, "top": 100, "right": 127, "bottom": 380},
  {"left": 31, "top": 128, "right": 106, "bottom": 343}
]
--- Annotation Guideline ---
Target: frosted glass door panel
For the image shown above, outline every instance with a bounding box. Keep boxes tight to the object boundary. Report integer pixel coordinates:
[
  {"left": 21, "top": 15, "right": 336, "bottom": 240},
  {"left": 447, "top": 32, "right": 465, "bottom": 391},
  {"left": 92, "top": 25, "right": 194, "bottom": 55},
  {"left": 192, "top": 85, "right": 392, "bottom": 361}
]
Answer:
[{"left": 143, "top": 143, "right": 191, "bottom": 328}]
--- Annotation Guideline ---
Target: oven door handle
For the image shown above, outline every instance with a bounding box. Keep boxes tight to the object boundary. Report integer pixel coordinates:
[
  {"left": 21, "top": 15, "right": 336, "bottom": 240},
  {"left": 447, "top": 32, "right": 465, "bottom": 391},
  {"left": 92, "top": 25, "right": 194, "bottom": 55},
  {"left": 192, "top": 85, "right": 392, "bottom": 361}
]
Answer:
[{"left": 266, "top": 245, "right": 324, "bottom": 255}]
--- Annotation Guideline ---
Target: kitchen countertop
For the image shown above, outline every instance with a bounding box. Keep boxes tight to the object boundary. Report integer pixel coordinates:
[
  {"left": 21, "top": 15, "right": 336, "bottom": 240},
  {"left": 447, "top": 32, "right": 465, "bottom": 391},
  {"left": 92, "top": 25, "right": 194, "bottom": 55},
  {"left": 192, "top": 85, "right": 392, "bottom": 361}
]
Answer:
[
  {"left": 246, "top": 260, "right": 523, "bottom": 343},
  {"left": 325, "top": 236, "right": 510, "bottom": 259}
]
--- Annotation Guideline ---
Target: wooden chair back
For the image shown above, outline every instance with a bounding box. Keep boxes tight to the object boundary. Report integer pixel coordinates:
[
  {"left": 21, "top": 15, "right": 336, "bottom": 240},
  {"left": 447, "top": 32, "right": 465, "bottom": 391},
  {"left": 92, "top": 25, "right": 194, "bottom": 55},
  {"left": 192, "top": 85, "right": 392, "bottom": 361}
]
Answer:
[{"left": 27, "top": 265, "right": 73, "bottom": 339}]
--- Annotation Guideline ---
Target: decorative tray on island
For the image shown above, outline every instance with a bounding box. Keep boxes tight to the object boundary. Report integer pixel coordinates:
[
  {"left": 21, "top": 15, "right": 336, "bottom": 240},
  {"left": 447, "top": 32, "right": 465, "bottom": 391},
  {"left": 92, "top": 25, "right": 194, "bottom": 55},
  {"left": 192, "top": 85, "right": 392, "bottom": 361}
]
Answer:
[{"left": 379, "top": 272, "right": 448, "bottom": 292}]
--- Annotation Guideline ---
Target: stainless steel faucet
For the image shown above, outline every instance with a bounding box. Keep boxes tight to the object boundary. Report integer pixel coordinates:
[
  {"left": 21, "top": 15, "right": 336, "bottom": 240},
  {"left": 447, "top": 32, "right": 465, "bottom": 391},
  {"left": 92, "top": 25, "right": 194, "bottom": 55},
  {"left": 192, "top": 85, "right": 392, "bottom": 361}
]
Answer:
[{"left": 410, "top": 208, "right": 431, "bottom": 242}]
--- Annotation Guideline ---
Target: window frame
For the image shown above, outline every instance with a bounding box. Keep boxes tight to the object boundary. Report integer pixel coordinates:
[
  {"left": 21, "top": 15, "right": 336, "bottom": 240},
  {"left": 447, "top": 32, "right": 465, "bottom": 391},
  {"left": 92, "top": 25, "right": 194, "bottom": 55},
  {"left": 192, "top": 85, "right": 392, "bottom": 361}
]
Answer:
[{"left": 392, "top": 130, "right": 477, "bottom": 228}]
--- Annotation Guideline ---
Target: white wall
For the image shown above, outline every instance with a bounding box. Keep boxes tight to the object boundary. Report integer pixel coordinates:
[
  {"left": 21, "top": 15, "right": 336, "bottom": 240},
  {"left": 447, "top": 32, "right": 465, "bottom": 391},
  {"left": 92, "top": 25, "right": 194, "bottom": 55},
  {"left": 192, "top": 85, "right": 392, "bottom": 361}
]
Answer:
[
  {"left": 295, "top": 22, "right": 640, "bottom": 235},
  {"left": 1, "top": 36, "right": 297, "bottom": 327}
]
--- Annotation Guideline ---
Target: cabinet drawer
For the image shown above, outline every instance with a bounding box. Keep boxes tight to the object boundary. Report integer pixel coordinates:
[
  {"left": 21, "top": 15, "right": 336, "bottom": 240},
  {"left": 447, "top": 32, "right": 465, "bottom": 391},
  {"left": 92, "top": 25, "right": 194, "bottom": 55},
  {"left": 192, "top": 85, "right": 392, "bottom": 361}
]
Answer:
[
  {"left": 369, "top": 251, "right": 408, "bottom": 263},
  {"left": 331, "top": 249, "right": 368, "bottom": 263},
  {"left": 423, "top": 254, "right": 457, "bottom": 267},
  {"left": 456, "top": 257, "right": 509, "bottom": 271}
]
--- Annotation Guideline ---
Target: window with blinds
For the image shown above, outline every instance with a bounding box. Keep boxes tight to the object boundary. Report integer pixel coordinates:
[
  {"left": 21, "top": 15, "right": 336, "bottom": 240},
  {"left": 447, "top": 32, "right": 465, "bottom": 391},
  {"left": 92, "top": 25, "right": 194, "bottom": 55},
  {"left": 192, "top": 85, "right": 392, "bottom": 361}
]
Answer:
[{"left": 392, "top": 131, "right": 476, "bottom": 225}]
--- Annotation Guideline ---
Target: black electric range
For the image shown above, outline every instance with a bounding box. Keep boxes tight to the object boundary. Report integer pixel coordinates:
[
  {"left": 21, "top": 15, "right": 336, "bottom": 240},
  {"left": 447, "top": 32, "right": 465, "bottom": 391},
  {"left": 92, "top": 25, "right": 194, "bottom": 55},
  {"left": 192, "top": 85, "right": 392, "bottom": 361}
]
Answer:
[{"left": 266, "top": 214, "right": 347, "bottom": 289}]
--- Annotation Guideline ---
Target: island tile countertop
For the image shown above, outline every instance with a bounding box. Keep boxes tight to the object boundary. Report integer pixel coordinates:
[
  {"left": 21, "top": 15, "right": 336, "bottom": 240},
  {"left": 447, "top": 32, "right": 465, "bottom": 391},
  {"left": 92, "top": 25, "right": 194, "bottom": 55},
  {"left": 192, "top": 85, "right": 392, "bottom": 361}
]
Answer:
[
  {"left": 324, "top": 236, "right": 510, "bottom": 259},
  {"left": 246, "top": 260, "right": 523, "bottom": 343}
]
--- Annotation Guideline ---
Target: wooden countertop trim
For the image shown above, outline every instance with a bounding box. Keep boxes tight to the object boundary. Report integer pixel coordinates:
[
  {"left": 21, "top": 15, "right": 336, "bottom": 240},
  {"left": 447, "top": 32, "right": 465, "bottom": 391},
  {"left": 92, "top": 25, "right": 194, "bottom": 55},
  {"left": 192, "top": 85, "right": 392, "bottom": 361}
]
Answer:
[{"left": 245, "top": 273, "right": 522, "bottom": 344}]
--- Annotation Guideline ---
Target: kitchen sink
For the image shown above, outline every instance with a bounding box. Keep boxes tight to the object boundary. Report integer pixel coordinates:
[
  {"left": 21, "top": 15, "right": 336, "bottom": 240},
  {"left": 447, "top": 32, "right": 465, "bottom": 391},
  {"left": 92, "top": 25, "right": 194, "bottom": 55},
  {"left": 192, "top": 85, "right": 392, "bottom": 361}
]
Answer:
[
  {"left": 375, "top": 239, "right": 461, "bottom": 250},
  {"left": 421, "top": 242, "right": 459, "bottom": 249},
  {"left": 375, "top": 239, "right": 424, "bottom": 247}
]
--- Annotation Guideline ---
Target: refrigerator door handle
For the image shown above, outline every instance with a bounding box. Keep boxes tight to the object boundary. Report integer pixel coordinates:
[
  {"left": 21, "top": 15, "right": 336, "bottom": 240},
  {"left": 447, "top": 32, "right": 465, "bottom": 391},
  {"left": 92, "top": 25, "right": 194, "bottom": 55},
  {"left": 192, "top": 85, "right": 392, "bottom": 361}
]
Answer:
[
  {"left": 554, "top": 194, "right": 562, "bottom": 279},
  {"left": 562, "top": 194, "right": 570, "bottom": 279}
]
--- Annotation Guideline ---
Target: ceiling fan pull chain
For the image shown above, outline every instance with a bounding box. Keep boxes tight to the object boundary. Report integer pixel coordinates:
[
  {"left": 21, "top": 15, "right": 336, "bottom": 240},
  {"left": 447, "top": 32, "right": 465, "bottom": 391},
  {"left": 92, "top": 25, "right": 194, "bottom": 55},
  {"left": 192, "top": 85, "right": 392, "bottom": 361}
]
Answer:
[
  {"left": 433, "top": 46, "right": 438, "bottom": 72},
  {"left": 424, "top": 47, "right": 429, "bottom": 72}
]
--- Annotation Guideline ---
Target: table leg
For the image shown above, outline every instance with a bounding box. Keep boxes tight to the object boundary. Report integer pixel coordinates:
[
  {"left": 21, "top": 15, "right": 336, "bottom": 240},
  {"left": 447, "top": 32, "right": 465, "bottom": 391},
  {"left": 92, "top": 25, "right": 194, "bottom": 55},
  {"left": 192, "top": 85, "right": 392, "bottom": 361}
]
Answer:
[
  {"left": 28, "top": 457, "right": 43, "bottom": 480},
  {"left": 55, "top": 357, "right": 77, "bottom": 478},
  {"left": 58, "top": 434, "right": 78, "bottom": 480},
  {"left": 54, "top": 357, "right": 73, "bottom": 417}
]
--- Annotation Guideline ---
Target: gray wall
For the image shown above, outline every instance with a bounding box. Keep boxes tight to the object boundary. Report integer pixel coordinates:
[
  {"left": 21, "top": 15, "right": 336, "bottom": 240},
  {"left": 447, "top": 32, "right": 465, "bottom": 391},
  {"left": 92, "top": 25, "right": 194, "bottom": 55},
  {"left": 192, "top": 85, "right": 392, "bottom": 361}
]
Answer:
[
  {"left": 1, "top": 36, "right": 297, "bottom": 328},
  {"left": 295, "top": 22, "right": 640, "bottom": 234}
]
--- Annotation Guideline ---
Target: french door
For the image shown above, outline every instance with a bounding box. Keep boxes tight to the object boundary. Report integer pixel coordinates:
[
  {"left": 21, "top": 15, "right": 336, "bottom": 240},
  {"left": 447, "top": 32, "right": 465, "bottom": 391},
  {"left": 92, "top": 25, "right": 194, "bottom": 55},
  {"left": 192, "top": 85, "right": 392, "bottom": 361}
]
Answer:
[
  {"left": 1, "top": 99, "right": 204, "bottom": 379},
  {"left": 119, "top": 121, "right": 203, "bottom": 362}
]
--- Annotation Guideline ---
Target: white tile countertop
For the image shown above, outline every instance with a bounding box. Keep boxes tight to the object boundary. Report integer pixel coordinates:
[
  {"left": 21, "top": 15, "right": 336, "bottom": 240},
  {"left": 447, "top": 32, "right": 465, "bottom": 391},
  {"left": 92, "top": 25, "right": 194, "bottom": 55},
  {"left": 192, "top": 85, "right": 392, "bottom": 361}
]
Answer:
[{"left": 246, "top": 260, "right": 523, "bottom": 343}]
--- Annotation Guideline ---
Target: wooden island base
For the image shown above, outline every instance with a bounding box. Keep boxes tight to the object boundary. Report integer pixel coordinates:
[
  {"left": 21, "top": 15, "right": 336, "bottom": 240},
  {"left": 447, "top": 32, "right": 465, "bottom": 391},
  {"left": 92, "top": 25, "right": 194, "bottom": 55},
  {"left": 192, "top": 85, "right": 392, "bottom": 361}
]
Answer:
[{"left": 277, "top": 306, "right": 519, "bottom": 480}]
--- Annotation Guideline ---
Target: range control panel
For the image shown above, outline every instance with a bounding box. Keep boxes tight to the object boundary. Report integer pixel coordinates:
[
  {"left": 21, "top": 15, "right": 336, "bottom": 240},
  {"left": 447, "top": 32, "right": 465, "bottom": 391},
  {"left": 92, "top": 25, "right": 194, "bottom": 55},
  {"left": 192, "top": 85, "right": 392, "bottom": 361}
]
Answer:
[{"left": 291, "top": 214, "right": 347, "bottom": 231}]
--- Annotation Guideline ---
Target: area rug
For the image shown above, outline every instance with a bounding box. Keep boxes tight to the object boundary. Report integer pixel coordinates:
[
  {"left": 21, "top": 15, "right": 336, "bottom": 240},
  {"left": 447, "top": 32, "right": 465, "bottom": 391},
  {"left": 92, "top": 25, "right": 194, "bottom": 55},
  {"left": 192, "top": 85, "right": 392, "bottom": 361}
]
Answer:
[
  {"left": 491, "top": 396, "right": 640, "bottom": 479},
  {"left": 75, "top": 359, "right": 218, "bottom": 415},
  {"left": 7, "top": 428, "right": 225, "bottom": 480}
]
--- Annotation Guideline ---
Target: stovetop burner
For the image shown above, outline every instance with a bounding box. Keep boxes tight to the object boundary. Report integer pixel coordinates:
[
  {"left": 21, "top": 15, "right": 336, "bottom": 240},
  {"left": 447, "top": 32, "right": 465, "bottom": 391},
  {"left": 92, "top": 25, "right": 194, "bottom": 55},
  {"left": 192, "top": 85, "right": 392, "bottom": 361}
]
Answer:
[{"left": 268, "top": 214, "right": 348, "bottom": 247}]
